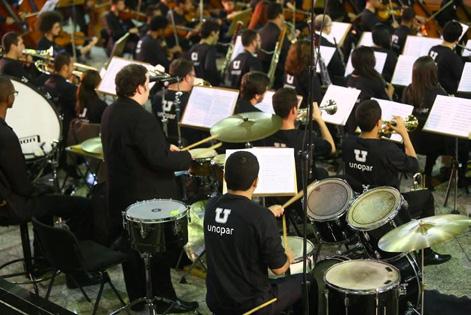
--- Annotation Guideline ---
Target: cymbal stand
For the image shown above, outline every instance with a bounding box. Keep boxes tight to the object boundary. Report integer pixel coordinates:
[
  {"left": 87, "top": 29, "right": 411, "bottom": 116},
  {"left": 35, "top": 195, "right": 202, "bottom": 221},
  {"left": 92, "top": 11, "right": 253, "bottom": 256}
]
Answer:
[
  {"left": 443, "top": 137, "right": 460, "bottom": 214},
  {"left": 175, "top": 91, "right": 184, "bottom": 148}
]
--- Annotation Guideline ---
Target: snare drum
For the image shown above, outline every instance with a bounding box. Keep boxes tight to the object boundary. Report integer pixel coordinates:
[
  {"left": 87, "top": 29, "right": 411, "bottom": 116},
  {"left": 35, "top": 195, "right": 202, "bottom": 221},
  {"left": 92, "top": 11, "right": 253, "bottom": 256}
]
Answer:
[
  {"left": 189, "top": 148, "right": 217, "bottom": 176},
  {"left": 269, "top": 236, "right": 315, "bottom": 278},
  {"left": 306, "top": 178, "right": 356, "bottom": 243},
  {"left": 325, "top": 259, "right": 400, "bottom": 315},
  {"left": 5, "top": 77, "right": 61, "bottom": 161},
  {"left": 125, "top": 199, "right": 188, "bottom": 254},
  {"left": 347, "top": 187, "right": 409, "bottom": 260}
]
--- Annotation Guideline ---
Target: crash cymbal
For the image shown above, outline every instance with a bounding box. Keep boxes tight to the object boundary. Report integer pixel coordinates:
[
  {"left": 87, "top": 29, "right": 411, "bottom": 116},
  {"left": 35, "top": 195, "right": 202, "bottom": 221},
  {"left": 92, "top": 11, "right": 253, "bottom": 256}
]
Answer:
[
  {"left": 210, "top": 112, "right": 282, "bottom": 143},
  {"left": 378, "top": 214, "right": 471, "bottom": 253},
  {"left": 80, "top": 137, "right": 103, "bottom": 155}
]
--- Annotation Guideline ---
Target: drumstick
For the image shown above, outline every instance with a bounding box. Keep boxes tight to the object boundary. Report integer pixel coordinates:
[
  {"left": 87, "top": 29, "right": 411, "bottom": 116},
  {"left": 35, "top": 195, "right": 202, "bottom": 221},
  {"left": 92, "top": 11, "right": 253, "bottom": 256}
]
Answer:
[
  {"left": 181, "top": 134, "right": 219, "bottom": 151},
  {"left": 282, "top": 190, "right": 304, "bottom": 208},
  {"left": 282, "top": 214, "right": 288, "bottom": 250},
  {"left": 208, "top": 142, "right": 222, "bottom": 151},
  {"left": 243, "top": 298, "right": 278, "bottom": 315}
]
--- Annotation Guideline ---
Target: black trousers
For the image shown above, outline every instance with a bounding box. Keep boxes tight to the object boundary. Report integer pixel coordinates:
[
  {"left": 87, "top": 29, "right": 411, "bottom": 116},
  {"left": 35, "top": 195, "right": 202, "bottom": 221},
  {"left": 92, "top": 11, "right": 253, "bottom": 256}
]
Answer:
[{"left": 402, "top": 190, "right": 435, "bottom": 219}]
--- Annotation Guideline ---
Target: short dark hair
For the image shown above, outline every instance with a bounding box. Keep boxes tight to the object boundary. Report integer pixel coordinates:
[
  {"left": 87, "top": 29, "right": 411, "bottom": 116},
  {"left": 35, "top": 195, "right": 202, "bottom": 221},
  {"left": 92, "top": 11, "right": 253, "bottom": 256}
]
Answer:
[
  {"left": 225, "top": 151, "right": 259, "bottom": 190},
  {"left": 169, "top": 58, "right": 194, "bottom": 80},
  {"left": 53, "top": 52, "right": 71, "bottom": 72},
  {"left": 240, "top": 71, "right": 269, "bottom": 100},
  {"left": 355, "top": 99, "right": 382, "bottom": 132},
  {"left": 372, "top": 24, "right": 391, "bottom": 49},
  {"left": 115, "top": 64, "right": 148, "bottom": 98},
  {"left": 2, "top": 32, "right": 20, "bottom": 53},
  {"left": 111, "top": 0, "right": 124, "bottom": 4},
  {"left": 38, "top": 11, "right": 62, "bottom": 33},
  {"left": 266, "top": 2, "right": 282, "bottom": 20},
  {"left": 442, "top": 21, "right": 462, "bottom": 42},
  {"left": 401, "top": 7, "right": 415, "bottom": 23},
  {"left": 200, "top": 20, "right": 220, "bottom": 39},
  {"left": 0, "top": 76, "right": 14, "bottom": 103},
  {"left": 272, "top": 88, "right": 297, "bottom": 118},
  {"left": 149, "top": 15, "right": 168, "bottom": 31},
  {"left": 241, "top": 29, "right": 258, "bottom": 47},
  {"left": 351, "top": 46, "right": 380, "bottom": 80}
]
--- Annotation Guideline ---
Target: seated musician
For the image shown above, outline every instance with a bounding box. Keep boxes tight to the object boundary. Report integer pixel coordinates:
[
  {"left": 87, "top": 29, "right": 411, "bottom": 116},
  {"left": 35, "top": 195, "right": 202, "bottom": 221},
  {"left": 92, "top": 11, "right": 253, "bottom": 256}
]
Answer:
[
  {"left": 234, "top": 71, "right": 269, "bottom": 114},
  {"left": 76, "top": 69, "right": 107, "bottom": 124},
  {"left": 372, "top": 24, "right": 398, "bottom": 83},
  {"left": 204, "top": 150, "right": 319, "bottom": 315},
  {"left": 428, "top": 21, "right": 464, "bottom": 95},
  {"left": 312, "top": 14, "right": 346, "bottom": 86},
  {"left": 0, "top": 32, "right": 38, "bottom": 84},
  {"left": 391, "top": 7, "right": 416, "bottom": 54},
  {"left": 135, "top": 16, "right": 170, "bottom": 69},
  {"left": 342, "top": 99, "right": 451, "bottom": 265},
  {"left": 187, "top": 20, "right": 221, "bottom": 86},
  {"left": 358, "top": 0, "right": 384, "bottom": 32},
  {"left": 105, "top": 0, "right": 140, "bottom": 56},
  {"left": 226, "top": 29, "right": 263, "bottom": 88}
]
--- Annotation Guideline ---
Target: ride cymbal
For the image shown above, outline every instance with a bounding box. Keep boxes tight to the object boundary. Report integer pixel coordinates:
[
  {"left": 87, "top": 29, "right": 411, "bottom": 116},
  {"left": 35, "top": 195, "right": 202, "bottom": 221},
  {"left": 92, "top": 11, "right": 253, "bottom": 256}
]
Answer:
[{"left": 80, "top": 137, "right": 103, "bottom": 155}]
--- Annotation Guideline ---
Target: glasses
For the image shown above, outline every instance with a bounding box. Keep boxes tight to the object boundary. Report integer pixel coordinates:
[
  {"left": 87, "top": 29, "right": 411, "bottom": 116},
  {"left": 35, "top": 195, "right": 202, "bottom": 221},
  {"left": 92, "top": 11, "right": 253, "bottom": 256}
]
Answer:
[{"left": 11, "top": 91, "right": 18, "bottom": 96}]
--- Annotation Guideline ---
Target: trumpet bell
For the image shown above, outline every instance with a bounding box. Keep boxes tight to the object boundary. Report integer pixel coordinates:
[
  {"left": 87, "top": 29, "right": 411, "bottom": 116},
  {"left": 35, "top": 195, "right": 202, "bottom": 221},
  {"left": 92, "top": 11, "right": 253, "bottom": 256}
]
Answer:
[
  {"left": 380, "top": 115, "right": 419, "bottom": 138},
  {"left": 23, "top": 47, "right": 53, "bottom": 60}
]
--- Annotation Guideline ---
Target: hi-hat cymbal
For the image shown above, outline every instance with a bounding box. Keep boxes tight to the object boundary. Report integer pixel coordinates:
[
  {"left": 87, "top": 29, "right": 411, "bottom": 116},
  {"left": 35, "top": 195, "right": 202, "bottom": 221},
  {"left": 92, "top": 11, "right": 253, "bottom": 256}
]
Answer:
[
  {"left": 210, "top": 112, "right": 282, "bottom": 143},
  {"left": 80, "top": 137, "right": 103, "bottom": 155},
  {"left": 378, "top": 214, "right": 471, "bottom": 253}
]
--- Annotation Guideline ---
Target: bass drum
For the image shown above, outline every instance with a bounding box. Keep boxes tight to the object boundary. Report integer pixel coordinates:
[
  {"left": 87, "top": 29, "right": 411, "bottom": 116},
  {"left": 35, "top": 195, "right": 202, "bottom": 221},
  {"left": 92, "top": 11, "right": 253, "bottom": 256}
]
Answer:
[{"left": 5, "top": 77, "right": 62, "bottom": 161}]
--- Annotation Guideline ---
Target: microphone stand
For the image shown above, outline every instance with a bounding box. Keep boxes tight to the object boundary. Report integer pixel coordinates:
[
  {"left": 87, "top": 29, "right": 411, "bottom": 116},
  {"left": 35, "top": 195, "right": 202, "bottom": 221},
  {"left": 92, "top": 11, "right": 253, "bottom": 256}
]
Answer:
[
  {"left": 161, "top": 86, "right": 169, "bottom": 138},
  {"left": 174, "top": 87, "right": 184, "bottom": 148}
]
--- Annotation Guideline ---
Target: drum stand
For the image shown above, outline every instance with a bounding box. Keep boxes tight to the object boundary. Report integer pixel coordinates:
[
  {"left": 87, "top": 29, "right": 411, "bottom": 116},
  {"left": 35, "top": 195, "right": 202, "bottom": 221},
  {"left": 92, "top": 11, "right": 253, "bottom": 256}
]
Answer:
[{"left": 443, "top": 137, "right": 460, "bottom": 214}]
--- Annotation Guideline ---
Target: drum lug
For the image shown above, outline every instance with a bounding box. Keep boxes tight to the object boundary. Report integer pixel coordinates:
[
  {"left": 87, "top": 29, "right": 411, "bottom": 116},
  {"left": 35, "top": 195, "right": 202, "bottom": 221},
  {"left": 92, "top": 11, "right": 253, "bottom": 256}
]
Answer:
[
  {"left": 375, "top": 251, "right": 381, "bottom": 259},
  {"left": 363, "top": 232, "right": 370, "bottom": 241},
  {"left": 399, "top": 283, "right": 408, "bottom": 296}
]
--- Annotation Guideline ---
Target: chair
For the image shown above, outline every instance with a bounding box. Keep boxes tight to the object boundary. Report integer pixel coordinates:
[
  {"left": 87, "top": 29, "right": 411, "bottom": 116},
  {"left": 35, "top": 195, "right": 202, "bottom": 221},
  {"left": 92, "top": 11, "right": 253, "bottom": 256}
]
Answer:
[{"left": 32, "top": 217, "right": 127, "bottom": 315}]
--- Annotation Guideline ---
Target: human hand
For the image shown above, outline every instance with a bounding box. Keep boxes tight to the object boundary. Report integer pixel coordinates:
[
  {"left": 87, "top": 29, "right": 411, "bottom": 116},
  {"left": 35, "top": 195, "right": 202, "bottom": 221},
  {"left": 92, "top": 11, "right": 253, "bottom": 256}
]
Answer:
[
  {"left": 268, "top": 205, "right": 284, "bottom": 217},
  {"left": 390, "top": 116, "right": 407, "bottom": 136},
  {"left": 169, "top": 144, "right": 181, "bottom": 152},
  {"left": 285, "top": 247, "right": 294, "bottom": 264},
  {"left": 129, "top": 27, "right": 139, "bottom": 34},
  {"left": 311, "top": 102, "right": 322, "bottom": 122}
]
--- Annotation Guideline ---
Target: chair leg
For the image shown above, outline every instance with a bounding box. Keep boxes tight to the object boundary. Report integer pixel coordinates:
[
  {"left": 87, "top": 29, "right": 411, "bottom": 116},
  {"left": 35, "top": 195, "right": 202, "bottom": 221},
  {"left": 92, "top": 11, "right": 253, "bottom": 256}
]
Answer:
[
  {"left": 45, "top": 270, "right": 59, "bottom": 300},
  {"left": 19, "top": 223, "right": 33, "bottom": 276},
  {"left": 105, "top": 272, "right": 127, "bottom": 307},
  {"left": 92, "top": 277, "right": 105, "bottom": 315},
  {"left": 69, "top": 275, "right": 92, "bottom": 303}
]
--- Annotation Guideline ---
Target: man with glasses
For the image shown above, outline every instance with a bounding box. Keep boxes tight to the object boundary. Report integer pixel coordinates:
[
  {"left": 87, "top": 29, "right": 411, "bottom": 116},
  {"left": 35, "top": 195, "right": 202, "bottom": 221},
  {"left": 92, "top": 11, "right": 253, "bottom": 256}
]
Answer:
[{"left": 100, "top": 64, "right": 198, "bottom": 312}]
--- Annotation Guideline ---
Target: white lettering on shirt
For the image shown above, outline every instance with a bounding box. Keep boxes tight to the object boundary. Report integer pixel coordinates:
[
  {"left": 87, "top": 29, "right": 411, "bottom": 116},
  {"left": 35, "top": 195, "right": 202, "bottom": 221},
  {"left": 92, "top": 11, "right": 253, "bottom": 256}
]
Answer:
[
  {"left": 354, "top": 149, "right": 368, "bottom": 162},
  {"left": 215, "top": 208, "right": 231, "bottom": 224}
]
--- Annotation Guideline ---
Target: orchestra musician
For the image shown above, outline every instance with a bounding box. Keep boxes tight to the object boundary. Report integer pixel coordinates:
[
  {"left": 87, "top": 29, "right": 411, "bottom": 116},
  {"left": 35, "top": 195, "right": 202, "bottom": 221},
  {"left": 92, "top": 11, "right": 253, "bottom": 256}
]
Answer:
[
  {"left": 135, "top": 15, "right": 171, "bottom": 69},
  {"left": 75, "top": 69, "right": 107, "bottom": 124},
  {"left": 391, "top": 7, "right": 416, "bottom": 54},
  {"left": 0, "top": 32, "right": 37, "bottom": 84},
  {"left": 371, "top": 24, "right": 398, "bottom": 83},
  {"left": 204, "top": 150, "right": 319, "bottom": 315},
  {"left": 358, "top": 0, "right": 385, "bottom": 32},
  {"left": 234, "top": 71, "right": 269, "bottom": 114},
  {"left": 104, "top": 0, "right": 140, "bottom": 56},
  {"left": 226, "top": 29, "right": 263, "bottom": 89},
  {"left": 187, "top": 20, "right": 221, "bottom": 86},
  {"left": 100, "top": 64, "right": 198, "bottom": 312},
  {"left": 342, "top": 99, "right": 451, "bottom": 265}
]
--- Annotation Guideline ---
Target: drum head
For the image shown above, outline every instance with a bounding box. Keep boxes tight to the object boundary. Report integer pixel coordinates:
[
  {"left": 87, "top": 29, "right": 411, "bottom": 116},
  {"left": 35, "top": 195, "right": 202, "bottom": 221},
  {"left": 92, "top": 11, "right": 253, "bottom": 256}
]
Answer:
[
  {"left": 307, "top": 178, "right": 353, "bottom": 221},
  {"left": 212, "top": 154, "right": 226, "bottom": 166},
  {"left": 325, "top": 260, "right": 400, "bottom": 294},
  {"left": 282, "top": 236, "right": 314, "bottom": 263},
  {"left": 347, "top": 187, "right": 402, "bottom": 231},
  {"left": 5, "top": 78, "right": 61, "bottom": 159},
  {"left": 126, "top": 199, "right": 187, "bottom": 223},
  {"left": 189, "top": 148, "right": 217, "bottom": 160}
]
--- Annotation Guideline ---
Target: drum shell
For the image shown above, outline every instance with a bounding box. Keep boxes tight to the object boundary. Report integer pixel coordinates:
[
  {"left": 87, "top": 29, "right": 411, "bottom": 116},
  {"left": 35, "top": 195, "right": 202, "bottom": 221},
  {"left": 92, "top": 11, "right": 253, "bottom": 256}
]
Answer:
[
  {"left": 313, "top": 257, "right": 348, "bottom": 315},
  {"left": 269, "top": 236, "right": 316, "bottom": 278},
  {"left": 190, "top": 157, "right": 214, "bottom": 177},
  {"left": 389, "top": 254, "right": 421, "bottom": 313},
  {"left": 313, "top": 213, "right": 356, "bottom": 243}
]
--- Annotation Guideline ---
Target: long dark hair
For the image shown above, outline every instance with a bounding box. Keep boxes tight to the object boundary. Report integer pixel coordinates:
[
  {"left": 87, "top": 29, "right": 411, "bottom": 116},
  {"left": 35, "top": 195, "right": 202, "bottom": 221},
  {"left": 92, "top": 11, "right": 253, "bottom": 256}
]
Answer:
[
  {"left": 404, "top": 56, "right": 440, "bottom": 110},
  {"left": 284, "top": 40, "right": 310, "bottom": 76},
  {"left": 351, "top": 46, "right": 382, "bottom": 81},
  {"left": 76, "top": 70, "right": 101, "bottom": 116}
]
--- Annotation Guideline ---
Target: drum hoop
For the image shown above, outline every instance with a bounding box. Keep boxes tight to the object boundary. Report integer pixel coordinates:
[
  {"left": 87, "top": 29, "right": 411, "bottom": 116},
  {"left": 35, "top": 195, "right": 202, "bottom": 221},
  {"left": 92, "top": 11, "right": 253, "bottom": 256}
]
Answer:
[
  {"left": 347, "top": 186, "right": 403, "bottom": 231},
  {"left": 287, "top": 236, "right": 315, "bottom": 264},
  {"left": 307, "top": 178, "right": 353, "bottom": 221},
  {"left": 125, "top": 198, "right": 188, "bottom": 223},
  {"left": 324, "top": 259, "right": 401, "bottom": 295}
]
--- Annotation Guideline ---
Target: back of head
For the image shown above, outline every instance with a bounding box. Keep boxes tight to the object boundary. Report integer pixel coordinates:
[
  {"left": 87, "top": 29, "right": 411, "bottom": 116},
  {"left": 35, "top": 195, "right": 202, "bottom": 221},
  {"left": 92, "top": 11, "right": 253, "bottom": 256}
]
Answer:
[
  {"left": 313, "top": 14, "right": 332, "bottom": 32},
  {"left": 372, "top": 24, "right": 391, "bottom": 49},
  {"left": 241, "top": 29, "right": 258, "bottom": 47},
  {"left": 225, "top": 151, "right": 259, "bottom": 191},
  {"left": 401, "top": 7, "right": 415, "bottom": 23},
  {"left": 80, "top": 70, "right": 101, "bottom": 91},
  {"left": 412, "top": 55, "right": 438, "bottom": 87},
  {"left": 115, "top": 64, "right": 148, "bottom": 98},
  {"left": 200, "top": 20, "right": 220, "bottom": 39},
  {"left": 149, "top": 15, "right": 168, "bottom": 31},
  {"left": 0, "top": 76, "right": 14, "bottom": 104},
  {"left": 442, "top": 20, "right": 462, "bottom": 43},
  {"left": 2, "top": 32, "right": 19, "bottom": 53},
  {"left": 77, "top": 70, "right": 101, "bottom": 114},
  {"left": 266, "top": 2, "right": 282, "bottom": 20},
  {"left": 351, "top": 46, "right": 377, "bottom": 79},
  {"left": 38, "top": 11, "right": 63, "bottom": 33},
  {"left": 285, "top": 40, "right": 309, "bottom": 75},
  {"left": 272, "top": 87, "right": 297, "bottom": 118},
  {"left": 53, "top": 52, "right": 71, "bottom": 72},
  {"left": 355, "top": 99, "right": 382, "bottom": 132},
  {"left": 240, "top": 71, "right": 269, "bottom": 100},
  {"left": 169, "top": 58, "right": 194, "bottom": 79}
]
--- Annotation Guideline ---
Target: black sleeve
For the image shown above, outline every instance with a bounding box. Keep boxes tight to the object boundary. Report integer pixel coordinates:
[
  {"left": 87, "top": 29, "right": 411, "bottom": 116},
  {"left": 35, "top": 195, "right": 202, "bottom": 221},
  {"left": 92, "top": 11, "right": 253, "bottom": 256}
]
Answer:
[
  {"left": 328, "top": 49, "right": 346, "bottom": 79},
  {"left": 138, "top": 39, "right": 169, "bottom": 68},
  {"left": 451, "top": 55, "right": 464, "bottom": 90},
  {"left": 382, "top": 51, "right": 398, "bottom": 83},
  {"left": 133, "top": 113, "right": 192, "bottom": 171},
  {"left": 205, "top": 47, "right": 221, "bottom": 86},
  {"left": 312, "top": 136, "right": 332, "bottom": 157},
  {"left": 151, "top": 93, "right": 163, "bottom": 118},
  {"left": 250, "top": 58, "right": 263, "bottom": 72},
  {"left": 386, "top": 144, "right": 419, "bottom": 174},
  {"left": 106, "top": 14, "right": 127, "bottom": 41},
  {"left": 259, "top": 210, "right": 287, "bottom": 270}
]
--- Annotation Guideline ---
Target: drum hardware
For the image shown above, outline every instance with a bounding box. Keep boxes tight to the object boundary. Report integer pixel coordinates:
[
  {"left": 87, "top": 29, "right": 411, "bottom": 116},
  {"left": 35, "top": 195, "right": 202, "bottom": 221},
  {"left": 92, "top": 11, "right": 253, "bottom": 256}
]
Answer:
[
  {"left": 380, "top": 115, "right": 419, "bottom": 138},
  {"left": 411, "top": 173, "right": 427, "bottom": 191}
]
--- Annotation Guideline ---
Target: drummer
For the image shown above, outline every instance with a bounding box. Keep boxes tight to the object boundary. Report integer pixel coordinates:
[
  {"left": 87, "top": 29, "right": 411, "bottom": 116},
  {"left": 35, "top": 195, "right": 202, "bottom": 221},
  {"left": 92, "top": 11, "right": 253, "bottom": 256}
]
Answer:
[
  {"left": 342, "top": 100, "right": 451, "bottom": 265},
  {"left": 204, "top": 151, "right": 319, "bottom": 314}
]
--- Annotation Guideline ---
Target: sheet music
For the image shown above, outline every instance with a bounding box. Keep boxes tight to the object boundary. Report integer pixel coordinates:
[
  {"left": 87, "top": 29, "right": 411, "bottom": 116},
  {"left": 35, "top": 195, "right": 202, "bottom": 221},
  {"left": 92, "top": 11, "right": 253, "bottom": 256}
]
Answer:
[
  {"left": 423, "top": 95, "right": 471, "bottom": 138},
  {"left": 372, "top": 98, "right": 414, "bottom": 142},
  {"left": 403, "top": 36, "right": 442, "bottom": 58},
  {"left": 358, "top": 32, "right": 374, "bottom": 47},
  {"left": 345, "top": 51, "right": 387, "bottom": 77},
  {"left": 320, "top": 85, "right": 361, "bottom": 126},
  {"left": 230, "top": 35, "right": 245, "bottom": 61},
  {"left": 181, "top": 86, "right": 239, "bottom": 129},
  {"left": 462, "top": 39, "right": 471, "bottom": 57},
  {"left": 328, "top": 22, "right": 352, "bottom": 46},
  {"left": 97, "top": 57, "right": 156, "bottom": 95},
  {"left": 255, "top": 90, "right": 303, "bottom": 114},
  {"left": 319, "top": 46, "right": 336, "bottom": 65},
  {"left": 225, "top": 148, "right": 297, "bottom": 196},
  {"left": 391, "top": 55, "right": 418, "bottom": 86},
  {"left": 458, "top": 62, "right": 471, "bottom": 92},
  {"left": 460, "top": 22, "right": 469, "bottom": 40}
]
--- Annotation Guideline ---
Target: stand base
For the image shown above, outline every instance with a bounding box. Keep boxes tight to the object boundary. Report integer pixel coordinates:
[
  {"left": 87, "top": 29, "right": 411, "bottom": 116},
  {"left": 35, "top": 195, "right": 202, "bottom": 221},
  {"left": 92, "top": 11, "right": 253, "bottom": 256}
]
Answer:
[{"left": 110, "top": 296, "right": 178, "bottom": 315}]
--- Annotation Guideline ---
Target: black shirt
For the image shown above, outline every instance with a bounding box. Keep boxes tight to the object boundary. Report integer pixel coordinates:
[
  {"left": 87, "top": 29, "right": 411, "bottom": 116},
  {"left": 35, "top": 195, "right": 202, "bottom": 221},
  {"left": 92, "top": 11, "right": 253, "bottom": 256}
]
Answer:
[
  {"left": 135, "top": 34, "right": 170, "bottom": 69},
  {"left": 346, "top": 73, "right": 388, "bottom": 101},
  {"left": 372, "top": 46, "right": 398, "bottom": 83},
  {"left": 428, "top": 45, "right": 464, "bottom": 94},
  {"left": 105, "top": 12, "right": 136, "bottom": 42},
  {"left": 283, "top": 69, "right": 323, "bottom": 105},
  {"left": 392, "top": 25, "right": 412, "bottom": 54},
  {"left": 187, "top": 43, "right": 221, "bottom": 86},
  {"left": 234, "top": 98, "right": 262, "bottom": 114},
  {"left": 360, "top": 9, "right": 381, "bottom": 32},
  {"left": 204, "top": 193, "right": 286, "bottom": 314},
  {"left": 78, "top": 96, "right": 107, "bottom": 124},
  {"left": 0, "top": 58, "right": 34, "bottom": 83},
  {"left": 37, "top": 36, "right": 68, "bottom": 56},
  {"left": 342, "top": 135, "right": 419, "bottom": 191},
  {"left": 227, "top": 50, "right": 263, "bottom": 88}
]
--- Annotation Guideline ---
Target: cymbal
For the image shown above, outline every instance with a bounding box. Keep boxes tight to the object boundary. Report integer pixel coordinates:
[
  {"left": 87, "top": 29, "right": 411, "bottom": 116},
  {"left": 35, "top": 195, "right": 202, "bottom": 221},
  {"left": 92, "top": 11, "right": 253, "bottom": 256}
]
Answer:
[
  {"left": 378, "top": 214, "right": 471, "bottom": 253},
  {"left": 210, "top": 112, "right": 282, "bottom": 143},
  {"left": 80, "top": 137, "right": 103, "bottom": 155}
]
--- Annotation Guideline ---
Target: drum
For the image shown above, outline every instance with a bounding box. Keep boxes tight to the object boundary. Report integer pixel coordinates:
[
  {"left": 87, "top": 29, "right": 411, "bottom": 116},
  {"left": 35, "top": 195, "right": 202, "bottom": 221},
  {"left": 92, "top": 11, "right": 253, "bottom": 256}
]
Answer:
[
  {"left": 189, "top": 148, "right": 217, "bottom": 176},
  {"left": 389, "top": 253, "right": 421, "bottom": 314},
  {"left": 184, "top": 200, "right": 207, "bottom": 262},
  {"left": 324, "top": 259, "right": 400, "bottom": 315},
  {"left": 269, "top": 236, "right": 315, "bottom": 278},
  {"left": 5, "top": 77, "right": 61, "bottom": 161},
  {"left": 124, "top": 199, "right": 188, "bottom": 254},
  {"left": 347, "top": 186, "right": 409, "bottom": 260},
  {"left": 211, "top": 153, "right": 225, "bottom": 184},
  {"left": 306, "top": 178, "right": 355, "bottom": 243}
]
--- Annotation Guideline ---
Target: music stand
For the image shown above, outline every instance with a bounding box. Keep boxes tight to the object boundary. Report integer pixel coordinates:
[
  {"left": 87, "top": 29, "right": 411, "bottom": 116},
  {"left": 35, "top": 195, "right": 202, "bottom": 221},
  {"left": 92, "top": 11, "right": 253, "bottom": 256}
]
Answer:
[
  {"left": 318, "top": 85, "right": 361, "bottom": 126},
  {"left": 110, "top": 33, "right": 131, "bottom": 59}
]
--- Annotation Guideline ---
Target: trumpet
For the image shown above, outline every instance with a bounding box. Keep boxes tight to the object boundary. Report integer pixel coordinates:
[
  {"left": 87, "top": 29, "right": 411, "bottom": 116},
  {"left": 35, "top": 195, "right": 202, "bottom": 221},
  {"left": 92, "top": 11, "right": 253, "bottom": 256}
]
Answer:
[
  {"left": 23, "top": 47, "right": 54, "bottom": 60},
  {"left": 34, "top": 59, "right": 97, "bottom": 81},
  {"left": 297, "top": 100, "right": 338, "bottom": 122},
  {"left": 380, "top": 115, "right": 418, "bottom": 138}
]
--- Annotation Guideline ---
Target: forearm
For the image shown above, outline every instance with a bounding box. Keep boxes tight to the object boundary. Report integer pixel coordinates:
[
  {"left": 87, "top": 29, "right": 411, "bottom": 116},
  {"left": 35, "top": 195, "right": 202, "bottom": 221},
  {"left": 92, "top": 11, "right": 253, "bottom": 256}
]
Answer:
[
  {"left": 315, "top": 118, "right": 336, "bottom": 154},
  {"left": 402, "top": 132, "right": 416, "bottom": 158}
]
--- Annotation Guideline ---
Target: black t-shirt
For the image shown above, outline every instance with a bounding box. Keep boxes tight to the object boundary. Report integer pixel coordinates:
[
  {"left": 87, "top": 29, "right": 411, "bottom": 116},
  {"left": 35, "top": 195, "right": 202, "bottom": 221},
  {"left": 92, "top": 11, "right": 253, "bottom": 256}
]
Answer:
[
  {"left": 78, "top": 96, "right": 107, "bottom": 124},
  {"left": 346, "top": 73, "right": 388, "bottom": 101},
  {"left": 135, "top": 34, "right": 170, "bottom": 69},
  {"left": 283, "top": 69, "right": 323, "bottom": 105},
  {"left": 428, "top": 45, "right": 464, "bottom": 94},
  {"left": 234, "top": 98, "right": 262, "bottom": 114},
  {"left": 372, "top": 46, "right": 398, "bottom": 83},
  {"left": 0, "top": 58, "right": 34, "bottom": 83},
  {"left": 342, "top": 135, "right": 419, "bottom": 191},
  {"left": 360, "top": 9, "right": 381, "bottom": 32},
  {"left": 204, "top": 193, "right": 286, "bottom": 314},
  {"left": 392, "top": 25, "right": 411, "bottom": 54},
  {"left": 227, "top": 50, "right": 263, "bottom": 88},
  {"left": 187, "top": 43, "right": 221, "bottom": 86}
]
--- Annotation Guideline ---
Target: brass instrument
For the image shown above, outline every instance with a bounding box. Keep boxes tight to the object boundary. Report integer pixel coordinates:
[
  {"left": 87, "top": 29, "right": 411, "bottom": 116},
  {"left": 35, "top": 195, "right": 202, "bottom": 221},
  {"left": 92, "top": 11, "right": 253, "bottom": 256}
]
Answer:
[
  {"left": 411, "top": 173, "right": 427, "bottom": 191},
  {"left": 297, "top": 100, "right": 338, "bottom": 122},
  {"left": 267, "top": 26, "right": 287, "bottom": 88},
  {"left": 34, "top": 59, "right": 97, "bottom": 80},
  {"left": 380, "top": 115, "right": 419, "bottom": 138},
  {"left": 23, "top": 47, "right": 54, "bottom": 60},
  {"left": 284, "top": 21, "right": 297, "bottom": 44},
  {"left": 221, "top": 21, "right": 244, "bottom": 77}
]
